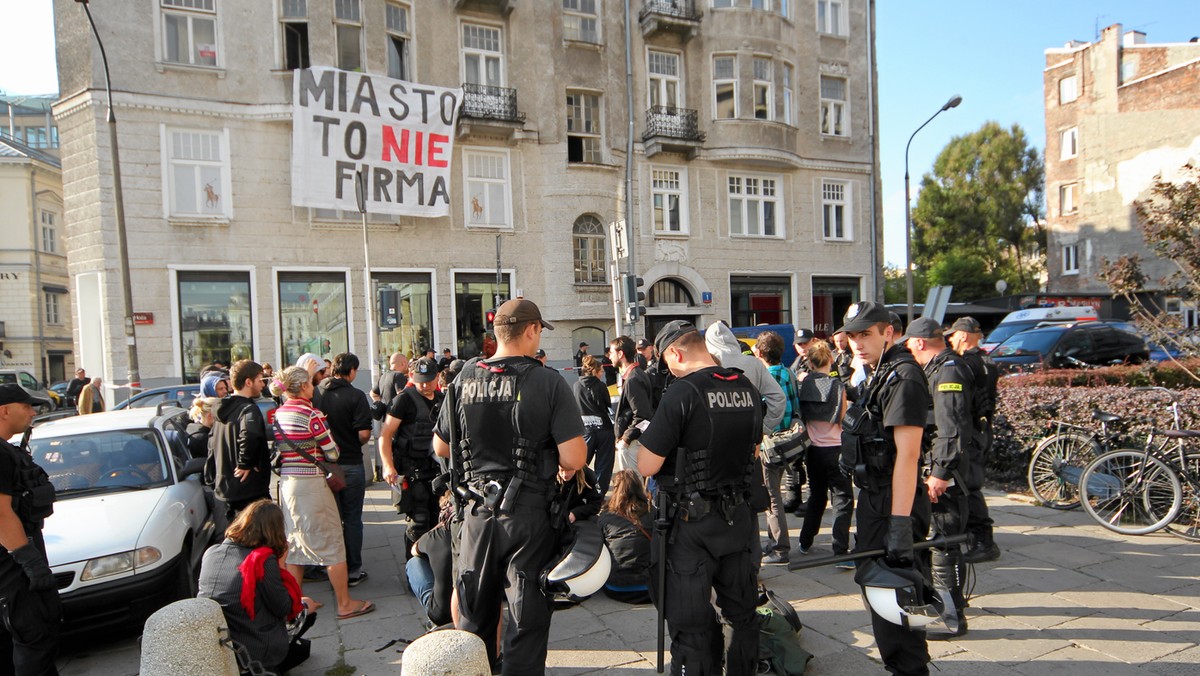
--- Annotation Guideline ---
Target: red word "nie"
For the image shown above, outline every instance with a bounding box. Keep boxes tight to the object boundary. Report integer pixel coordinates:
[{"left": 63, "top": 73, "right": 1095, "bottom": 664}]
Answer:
[{"left": 382, "top": 127, "right": 449, "bottom": 168}]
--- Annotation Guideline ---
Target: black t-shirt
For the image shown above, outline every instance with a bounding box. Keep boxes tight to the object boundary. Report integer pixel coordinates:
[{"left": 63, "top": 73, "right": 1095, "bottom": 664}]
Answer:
[
  {"left": 0, "top": 440, "right": 19, "bottom": 498},
  {"left": 66, "top": 377, "right": 88, "bottom": 400},
  {"left": 638, "top": 366, "right": 763, "bottom": 484},
  {"left": 873, "top": 344, "right": 930, "bottom": 431},
  {"left": 316, "top": 377, "right": 373, "bottom": 465}
]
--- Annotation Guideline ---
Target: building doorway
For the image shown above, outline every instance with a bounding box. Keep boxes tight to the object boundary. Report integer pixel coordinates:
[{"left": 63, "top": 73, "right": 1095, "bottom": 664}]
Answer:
[{"left": 811, "top": 276, "right": 861, "bottom": 337}]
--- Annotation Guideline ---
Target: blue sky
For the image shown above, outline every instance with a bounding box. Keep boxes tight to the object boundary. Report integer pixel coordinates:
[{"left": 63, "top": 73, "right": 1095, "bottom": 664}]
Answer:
[{"left": 4, "top": 2, "right": 1200, "bottom": 266}]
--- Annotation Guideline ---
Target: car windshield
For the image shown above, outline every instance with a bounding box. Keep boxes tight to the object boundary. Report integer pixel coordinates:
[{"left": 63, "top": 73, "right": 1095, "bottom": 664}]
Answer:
[
  {"left": 992, "top": 329, "right": 1064, "bottom": 358},
  {"left": 0, "top": 374, "right": 15, "bottom": 385},
  {"left": 30, "top": 429, "right": 169, "bottom": 498},
  {"left": 984, "top": 324, "right": 1033, "bottom": 346}
]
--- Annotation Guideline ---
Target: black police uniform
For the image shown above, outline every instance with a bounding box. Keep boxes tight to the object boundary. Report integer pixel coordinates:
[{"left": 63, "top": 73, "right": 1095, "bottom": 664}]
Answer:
[
  {"left": 434, "top": 356, "right": 584, "bottom": 674},
  {"left": 958, "top": 347, "right": 999, "bottom": 555},
  {"left": 841, "top": 343, "right": 932, "bottom": 676},
  {"left": 640, "top": 366, "right": 763, "bottom": 676},
  {"left": 922, "top": 349, "right": 977, "bottom": 637},
  {"left": 387, "top": 387, "right": 446, "bottom": 548},
  {"left": 831, "top": 349, "right": 856, "bottom": 387},
  {"left": 0, "top": 437, "right": 60, "bottom": 675}
]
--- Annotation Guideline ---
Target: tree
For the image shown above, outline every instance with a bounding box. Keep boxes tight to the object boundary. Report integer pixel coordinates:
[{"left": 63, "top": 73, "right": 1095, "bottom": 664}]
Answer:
[
  {"left": 911, "top": 122, "right": 1045, "bottom": 299},
  {"left": 1100, "top": 163, "right": 1200, "bottom": 382},
  {"left": 927, "top": 253, "right": 1001, "bottom": 302},
  {"left": 884, "top": 264, "right": 927, "bottom": 305}
]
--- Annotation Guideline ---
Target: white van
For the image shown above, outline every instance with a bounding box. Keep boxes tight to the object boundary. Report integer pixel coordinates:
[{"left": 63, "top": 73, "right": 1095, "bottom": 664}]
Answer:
[{"left": 982, "top": 306, "right": 1099, "bottom": 352}]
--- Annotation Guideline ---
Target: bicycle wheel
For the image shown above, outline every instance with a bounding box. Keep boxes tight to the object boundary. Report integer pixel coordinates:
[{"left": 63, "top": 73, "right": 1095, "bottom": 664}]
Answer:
[
  {"left": 1080, "top": 450, "right": 1182, "bottom": 535},
  {"left": 1027, "top": 431, "right": 1102, "bottom": 509},
  {"left": 1151, "top": 452, "right": 1200, "bottom": 542}
]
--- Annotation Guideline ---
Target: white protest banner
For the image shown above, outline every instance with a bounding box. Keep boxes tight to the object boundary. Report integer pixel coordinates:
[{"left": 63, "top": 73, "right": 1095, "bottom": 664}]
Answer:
[{"left": 291, "top": 67, "right": 462, "bottom": 217}]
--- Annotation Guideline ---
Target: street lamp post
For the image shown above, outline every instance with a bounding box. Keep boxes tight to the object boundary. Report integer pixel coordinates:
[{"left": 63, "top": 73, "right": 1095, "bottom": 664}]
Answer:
[
  {"left": 904, "top": 94, "right": 962, "bottom": 325},
  {"left": 78, "top": 0, "right": 140, "bottom": 390}
]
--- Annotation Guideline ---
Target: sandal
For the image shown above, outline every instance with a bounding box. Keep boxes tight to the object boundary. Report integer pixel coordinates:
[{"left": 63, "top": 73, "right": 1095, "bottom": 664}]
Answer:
[
  {"left": 302, "top": 596, "right": 323, "bottom": 611},
  {"left": 337, "top": 600, "right": 375, "bottom": 620}
]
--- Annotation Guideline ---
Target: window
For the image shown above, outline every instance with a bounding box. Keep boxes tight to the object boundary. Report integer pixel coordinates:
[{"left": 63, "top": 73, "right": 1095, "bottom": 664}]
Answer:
[
  {"left": 164, "top": 128, "right": 229, "bottom": 219},
  {"left": 751, "top": 0, "right": 769, "bottom": 9},
  {"left": 649, "top": 278, "right": 694, "bottom": 306},
  {"left": 753, "top": 57, "right": 773, "bottom": 120},
  {"left": 334, "top": 0, "right": 363, "bottom": 72},
  {"left": 1060, "top": 127, "right": 1078, "bottom": 160},
  {"left": 648, "top": 50, "right": 681, "bottom": 111},
  {"left": 463, "top": 149, "right": 511, "bottom": 228},
  {"left": 463, "top": 24, "right": 504, "bottom": 87},
  {"left": 573, "top": 215, "right": 607, "bottom": 284},
  {"left": 386, "top": 2, "right": 411, "bottom": 80},
  {"left": 820, "top": 75, "right": 847, "bottom": 136},
  {"left": 817, "top": 0, "right": 845, "bottom": 35},
  {"left": 40, "top": 210, "right": 57, "bottom": 254},
  {"left": 822, "top": 180, "right": 850, "bottom": 240},
  {"left": 563, "top": 0, "right": 600, "bottom": 43},
  {"left": 280, "top": 0, "right": 309, "bottom": 70},
  {"left": 567, "top": 92, "right": 602, "bottom": 163},
  {"left": 651, "top": 167, "right": 687, "bottom": 234},
  {"left": 1060, "top": 183, "right": 1078, "bottom": 215},
  {"left": 778, "top": 0, "right": 791, "bottom": 19},
  {"left": 782, "top": 63, "right": 795, "bottom": 125},
  {"left": 44, "top": 292, "right": 61, "bottom": 325},
  {"left": 176, "top": 270, "right": 254, "bottom": 382},
  {"left": 278, "top": 272, "right": 349, "bottom": 365},
  {"left": 731, "top": 276, "right": 791, "bottom": 326},
  {"left": 455, "top": 272, "right": 511, "bottom": 358},
  {"left": 728, "top": 174, "right": 780, "bottom": 237},
  {"left": 1059, "top": 75, "right": 1078, "bottom": 104},
  {"left": 161, "top": 0, "right": 218, "bottom": 66},
  {"left": 711, "top": 0, "right": 734, "bottom": 8},
  {"left": 373, "top": 272, "right": 435, "bottom": 358},
  {"left": 1063, "top": 244, "right": 1079, "bottom": 275},
  {"left": 713, "top": 55, "right": 737, "bottom": 119}
]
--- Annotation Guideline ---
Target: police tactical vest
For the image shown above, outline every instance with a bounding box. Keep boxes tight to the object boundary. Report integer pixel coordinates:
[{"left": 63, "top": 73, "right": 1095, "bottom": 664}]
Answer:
[
  {"left": 840, "top": 357, "right": 903, "bottom": 487},
  {"left": 400, "top": 387, "right": 437, "bottom": 461},
  {"left": 4, "top": 441, "right": 55, "bottom": 532},
  {"left": 662, "top": 369, "right": 760, "bottom": 499}
]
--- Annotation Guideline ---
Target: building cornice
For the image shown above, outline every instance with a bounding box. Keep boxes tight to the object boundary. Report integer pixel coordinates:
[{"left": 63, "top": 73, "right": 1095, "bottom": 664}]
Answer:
[
  {"left": 700, "top": 146, "right": 872, "bottom": 174},
  {"left": 54, "top": 89, "right": 293, "bottom": 122}
]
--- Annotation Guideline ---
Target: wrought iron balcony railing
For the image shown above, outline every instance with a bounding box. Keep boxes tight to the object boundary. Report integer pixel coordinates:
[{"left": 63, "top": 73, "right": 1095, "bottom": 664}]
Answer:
[
  {"left": 643, "top": 106, "right": 705, "bottom": 143},
  {"left": 460, "top": 83, "right": 526, "bottom": 124},
  {"left": 639, "top": 0, "right": 700, "bottom": 22}
]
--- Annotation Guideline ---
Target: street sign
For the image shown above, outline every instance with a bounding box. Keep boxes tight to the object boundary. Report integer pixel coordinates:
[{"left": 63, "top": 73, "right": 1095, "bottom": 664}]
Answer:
[
  {"left": 702, "top": 291, "right": 713, "bottom": 304},
  {"left": 921, "top": 286, "right": 953, "bottom": 323},
  {"left": 608, "top": 219, "right": 628, "bottom": 262},
  {"left": 133, "top": 312, "right": 154, "bottom": 325}
]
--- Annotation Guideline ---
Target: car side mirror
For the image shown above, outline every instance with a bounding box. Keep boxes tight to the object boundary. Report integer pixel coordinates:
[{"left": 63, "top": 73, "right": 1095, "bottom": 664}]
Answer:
[{"left": 180, "top": 457, "right": 206, "bottom": 479}]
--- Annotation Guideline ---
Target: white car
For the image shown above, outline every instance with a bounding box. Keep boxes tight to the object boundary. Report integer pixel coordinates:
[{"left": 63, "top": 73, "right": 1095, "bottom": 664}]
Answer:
[{"left": 25, "top": 406, "right": 215, "bottom": 631}]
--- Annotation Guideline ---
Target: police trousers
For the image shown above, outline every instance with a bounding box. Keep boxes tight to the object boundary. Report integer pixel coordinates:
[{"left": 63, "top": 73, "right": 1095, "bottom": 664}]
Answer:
[
  {"left": 650, "top": 502, "right": 760, "bottom": 676},
  {"left": 854, "top": 484, "right": 931, "bottom": 676},
  {"left": 455, "top": 502, "right": 556, "bottom": 675},
  {"left": 396, "top": 476, "right": 439, "bottom": 548},
  {"left": 0, "top": 540, "right": 61, "bottom": 676},
  {"left": 966, "top": 427, "right": 995, "bottom": 546}
]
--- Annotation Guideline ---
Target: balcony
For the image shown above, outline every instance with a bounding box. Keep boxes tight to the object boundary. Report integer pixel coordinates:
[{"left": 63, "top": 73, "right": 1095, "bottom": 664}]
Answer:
[
  {"left": 642, "top": 106, "right": 705, "bottom": 158},
  {"left": 458, "top": 83, "right": 527, "bottom": 139},
  {"left": 639, "top": 0, "right": 701, "bottom": 41},
  {"left": 453, "top": 0, "right": 515, "bottom": 15}
]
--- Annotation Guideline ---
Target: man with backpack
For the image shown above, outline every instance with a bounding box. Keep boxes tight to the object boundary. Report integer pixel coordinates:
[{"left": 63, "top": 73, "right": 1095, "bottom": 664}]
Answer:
[{"left": 752, "top": 331, "right": 803, "bottom": 565}]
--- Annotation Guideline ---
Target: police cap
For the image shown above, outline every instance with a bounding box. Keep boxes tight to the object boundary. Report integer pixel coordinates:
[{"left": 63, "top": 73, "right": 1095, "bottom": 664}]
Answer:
[
  {"left": 534, "top": 348, "right": 547, "bottom": 359},
  {"left": 412, "top": 357, "right": 439, "bottom": 383},
  {"left": 900, "top": 317, "right": 945, "bottom": 341},
  {"left": 795, "top": 328, "right": 816, "bottom": 344},
  {"left": 949, "top": 316, "right": 982, "bottom": 334},
  {"left": 636, "top": 338, "right": 652, "bottom": 350},
  {"left": 0, "top": 384, "right": 49, "bottom": 407},
  {"left": 837, "top": 301, "right": 893, "bottom": 334},
  {"left": 495, "top": 298, "right": 555, "bottom": 330},
  {"left": 655, "top": 320, "right": 699, "bottom": 355}
]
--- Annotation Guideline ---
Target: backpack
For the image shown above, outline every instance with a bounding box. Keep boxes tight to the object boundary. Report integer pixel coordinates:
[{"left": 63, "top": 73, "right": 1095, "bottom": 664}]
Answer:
[{"left": 756, "top": 589, "right": 812, "bottom": 675}]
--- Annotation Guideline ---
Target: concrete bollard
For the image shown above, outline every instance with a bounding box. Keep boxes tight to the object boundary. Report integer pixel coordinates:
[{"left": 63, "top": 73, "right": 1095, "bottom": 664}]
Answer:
[
  {"left": 401, "top": 629, "right": 490, "bottom": 676},
  {"left": 140, "top": 598, "right": 239, "bottom": 676}
]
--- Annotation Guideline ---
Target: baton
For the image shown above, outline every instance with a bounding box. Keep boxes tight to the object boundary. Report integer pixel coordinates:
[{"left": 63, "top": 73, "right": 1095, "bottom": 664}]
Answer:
[
  {"left": 786, "top": 533, "right": 973, "bottom": 571},
  {"left": 654, "top": 492, "right": 668, "bottom": 674}
]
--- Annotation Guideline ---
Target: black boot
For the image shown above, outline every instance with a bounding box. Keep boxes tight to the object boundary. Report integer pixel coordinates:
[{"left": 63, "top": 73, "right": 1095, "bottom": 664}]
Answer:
[{"left": 927, "top": 547, "right": 968, "bottom": 640}]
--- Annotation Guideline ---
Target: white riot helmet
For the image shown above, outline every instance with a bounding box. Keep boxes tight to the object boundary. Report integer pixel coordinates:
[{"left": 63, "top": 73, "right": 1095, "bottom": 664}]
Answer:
[
  {"left": 854, "top": 558, "right": 944, "bottom": 630},
  {"left": 540, "top": 520, "right": 613, "bottom": 600}
]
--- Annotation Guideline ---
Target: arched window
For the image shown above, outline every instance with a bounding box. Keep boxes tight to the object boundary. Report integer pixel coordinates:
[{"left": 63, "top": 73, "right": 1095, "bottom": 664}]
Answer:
[
  {"left": 572, "top": 214, "right": 606, "bottom": 284},
  {"left": 649, "top": 278, "right": 694, "bottom": 306}
]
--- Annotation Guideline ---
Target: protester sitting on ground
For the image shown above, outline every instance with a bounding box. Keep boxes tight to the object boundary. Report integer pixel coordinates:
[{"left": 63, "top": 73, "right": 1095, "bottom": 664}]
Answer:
[
  {"left": 557, "top": 465, "right": 603, "bottom": 524},
  {"left": 796, "top": 340, "right": 853, "bottom": 562},
  {"left": 596, "top": 470, "right": 653, "bottom": 604},
  {"left": 273, "top": 366, "right": 375, "bottom": 620},
  {"left": 407, "top": 493, "right": 458, "bottom": 627},
  {"left": 198, "top": 499, "right": 315, "bottom": 675},
  {"left": 186, "top": 396, "right": 221, "bottom": 459}
]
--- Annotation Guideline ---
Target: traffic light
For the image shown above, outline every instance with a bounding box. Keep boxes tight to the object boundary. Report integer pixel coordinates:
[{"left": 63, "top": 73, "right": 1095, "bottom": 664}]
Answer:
[
  {"left": 623, "top": 274, "right": 646, "bottom": 324},
  {"left": 379, "top": 288, "right": 400, "bottom": 328},
  {"left": 485, "top": 308, "right": 496, "bottom": 329}
]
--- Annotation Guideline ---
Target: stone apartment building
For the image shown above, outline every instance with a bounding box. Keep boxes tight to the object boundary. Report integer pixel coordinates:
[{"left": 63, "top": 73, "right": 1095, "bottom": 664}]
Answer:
[
  {"left": 53, "top": 0, "right": 880, "bottom": 387},
  {"left": 0, "top": 93, "right": 73, "bottom": 385},
  {"left": 1044, "top": 24, "right": 1200, "bottom": 326}
]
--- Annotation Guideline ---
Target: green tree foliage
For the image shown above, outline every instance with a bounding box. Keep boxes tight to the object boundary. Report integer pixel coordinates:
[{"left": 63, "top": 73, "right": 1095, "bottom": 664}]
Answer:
[
  {"left": 911, "top": 122, "right": 1045, "bottom": 298},
  {"left": 883, "top": 264, "right": 927, "bottom": 305},
  {"left": 1100, "top": 163, "right": 1200, "bottom": 382}
]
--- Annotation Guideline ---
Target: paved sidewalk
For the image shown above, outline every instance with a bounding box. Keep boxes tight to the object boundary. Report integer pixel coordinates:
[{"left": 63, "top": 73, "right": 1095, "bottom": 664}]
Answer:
[{"left": 58, "top": 486, "right": 1200, "bottom": 675}]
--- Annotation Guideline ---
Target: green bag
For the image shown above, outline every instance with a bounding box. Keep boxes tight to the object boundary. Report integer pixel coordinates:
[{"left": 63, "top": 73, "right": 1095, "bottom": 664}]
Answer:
[{"left": 756, "top": 606, "right": 812, "bottom": 676}]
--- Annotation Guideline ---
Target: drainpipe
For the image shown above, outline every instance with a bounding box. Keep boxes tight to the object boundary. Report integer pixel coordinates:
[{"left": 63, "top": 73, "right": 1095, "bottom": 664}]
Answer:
[
  {"left": 622, "top": 0, "right": 637, "bottom": 340},
  {"left": 866, "top": 0, "right": 882, "bottom": 301},
  {"left": 29, "top": 167, "right": 46, "bottom": 384}
]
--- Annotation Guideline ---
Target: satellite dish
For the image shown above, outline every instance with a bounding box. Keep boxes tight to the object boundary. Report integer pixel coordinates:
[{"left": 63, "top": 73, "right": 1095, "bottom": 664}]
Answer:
[{"left": 995, "top": 279, "right": 1008, "bottom": 294}]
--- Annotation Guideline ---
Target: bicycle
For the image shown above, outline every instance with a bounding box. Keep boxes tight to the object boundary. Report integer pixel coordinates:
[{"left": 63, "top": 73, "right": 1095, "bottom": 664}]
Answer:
[
  {"left": 1026, "top": 403, "right": 1127, "bottom": 510},
  {"left": 1077, "top": 387, "right": 1196, "bottom": 537}
]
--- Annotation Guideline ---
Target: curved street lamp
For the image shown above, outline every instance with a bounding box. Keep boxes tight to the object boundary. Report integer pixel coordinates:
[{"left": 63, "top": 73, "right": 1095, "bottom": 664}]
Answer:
[{"left": 904, "top": 94, "right": 962, "bottom": 325}]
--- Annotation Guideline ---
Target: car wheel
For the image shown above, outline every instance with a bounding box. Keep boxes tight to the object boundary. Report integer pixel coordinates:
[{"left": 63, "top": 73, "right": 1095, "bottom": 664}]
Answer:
[{"left": 174, "top": 542, "right": 197, "bottom": 601}]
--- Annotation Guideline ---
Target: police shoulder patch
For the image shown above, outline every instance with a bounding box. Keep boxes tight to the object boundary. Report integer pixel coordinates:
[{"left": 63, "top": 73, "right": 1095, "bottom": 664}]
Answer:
[{"left": 938, "top": 383, "right": 963, "bottom": 392}]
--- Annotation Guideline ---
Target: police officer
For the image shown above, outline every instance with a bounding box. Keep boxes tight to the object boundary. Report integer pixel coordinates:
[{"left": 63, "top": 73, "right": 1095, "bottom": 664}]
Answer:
[
  {"left": 838, "top": 302, "right": 932, "bottom": 675},
  {"left": 904, "top": 317, "right": 976, "bottom": 639},
  {"left": 948, "top": 316, "right": 1001, "bottom": 563},
  {"left": 432, "top": 299, "right": 586, "bottom": 674},
  {"left": 830, "top": 331, "right": 856, "bottom": 386},
  {"left": 790, "top": 327, "right": 816, "bottom": 376},
  {"left": 637, "top": 321, "right": 763, "bottom": 675},
  {"left": 0, "top": 384, "right": 60, "bottom": 674},
  {"left": 379, "top": 357, "right": 444, "bottom": 551}
]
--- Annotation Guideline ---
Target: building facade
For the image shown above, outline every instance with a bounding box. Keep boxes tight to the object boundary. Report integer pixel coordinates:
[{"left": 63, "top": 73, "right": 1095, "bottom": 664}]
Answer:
[
  {"left": 1044, "top": 24, "right": 1200, "bottom": 326},
  {"left": 54, "top": 0, "right": 880, "bottom": 387}
]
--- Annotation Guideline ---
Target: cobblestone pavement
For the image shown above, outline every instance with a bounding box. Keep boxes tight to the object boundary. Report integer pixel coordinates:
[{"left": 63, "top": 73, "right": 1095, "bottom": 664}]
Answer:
[{"left": 58, "top": 485, "right": 1200, "bottom": 675}]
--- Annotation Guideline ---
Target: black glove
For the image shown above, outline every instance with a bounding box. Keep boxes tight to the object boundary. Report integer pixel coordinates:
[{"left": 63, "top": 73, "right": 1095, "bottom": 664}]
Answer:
[
  {"left": 884, "top": 515, "right": 914, "bottom": 567},
  {"left": 11, "top": 542, "right": 55, "bottom": 591}
]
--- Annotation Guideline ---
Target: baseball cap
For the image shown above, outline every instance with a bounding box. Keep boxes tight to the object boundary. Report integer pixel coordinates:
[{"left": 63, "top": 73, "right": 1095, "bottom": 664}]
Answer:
[
  {"left": 494, "top": 298, "right": 554, "bottom": 330},
  {"left": 534, "top": 348, "right": 547, "bottom": 358},
  {"left": 900, "top": 316, "right": 945, "bottom": 341},
  {"left": 949, "top": 316, "right": 982, "bottom": 334},
  {"left": 636, "top": 338, "right": 652, "bottom": 350},
  {"left": 654, "top": 320, "right": 699, "bottom": 356},
  {"left": 411, "top": 357, "right": 439, "bottom": 383},
  {"left": 837, "top": 301, "right": 893, "bottom": 334},
  {"left": 794, "top": 328, "right": 815, "bottom": 344},
  {"left": 578, "top": 341, "right": 589, "bottom": 348},
  {"left": 0, "top": 384, "right": 49, "bottom": 407},
  {"left": 296, "top": 352, "right": 324, "bottom": 375},
  {"left": 446, "top": 359, "right": 466, "bottom": 378}
]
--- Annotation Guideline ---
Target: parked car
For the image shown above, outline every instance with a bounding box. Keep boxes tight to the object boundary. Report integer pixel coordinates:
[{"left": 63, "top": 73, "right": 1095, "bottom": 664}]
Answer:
[
  {"left": 113, "top": 384, "right": 279, "bottom": 425},
  {"left": 982, "top": 306, "right": 1099, "bottom": 353},
  {"left": 22, "top": 406, "right": 216, "bottom": 633},
  {"left": 0, "top": 370, "right": 56, "bottom": 414},
  {"left": 991, "top": 322, "right": 1149, "bottom": 373}
]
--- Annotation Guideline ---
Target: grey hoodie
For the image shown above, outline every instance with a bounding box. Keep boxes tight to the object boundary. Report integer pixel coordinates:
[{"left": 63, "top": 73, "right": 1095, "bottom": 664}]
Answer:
[{"left": 703, "top": 323, "right": 785, "bottom": 433}]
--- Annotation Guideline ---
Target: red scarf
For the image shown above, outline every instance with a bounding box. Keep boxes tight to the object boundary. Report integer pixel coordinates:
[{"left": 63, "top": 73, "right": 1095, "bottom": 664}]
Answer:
[{"left": 238, "top": 546, "right": 303, "bottom": 621}]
